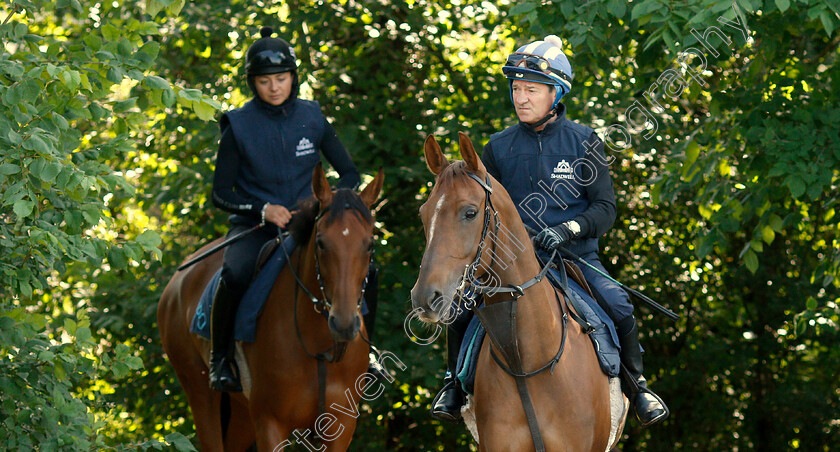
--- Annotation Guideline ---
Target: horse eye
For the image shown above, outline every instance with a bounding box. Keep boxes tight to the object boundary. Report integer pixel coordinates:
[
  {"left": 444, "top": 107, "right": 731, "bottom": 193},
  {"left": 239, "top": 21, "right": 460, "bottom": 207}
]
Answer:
[
  {"left": 465, "top": 209, "right": 478, "bottom": 220},
  {"left": 315, "top": 236, "right": 325, "bottom": 250}
]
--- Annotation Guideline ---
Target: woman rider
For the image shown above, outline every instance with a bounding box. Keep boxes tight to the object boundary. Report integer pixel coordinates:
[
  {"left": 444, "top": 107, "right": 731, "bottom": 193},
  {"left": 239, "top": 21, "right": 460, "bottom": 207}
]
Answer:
[{"left": 208, "top": 27, "right": 371, "bottom": 392}]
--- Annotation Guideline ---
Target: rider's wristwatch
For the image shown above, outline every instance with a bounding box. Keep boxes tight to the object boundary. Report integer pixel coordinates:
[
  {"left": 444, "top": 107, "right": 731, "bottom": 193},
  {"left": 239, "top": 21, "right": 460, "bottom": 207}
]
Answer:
[{"left": 564, "top": 220, "right": 581, "bottom": 237}]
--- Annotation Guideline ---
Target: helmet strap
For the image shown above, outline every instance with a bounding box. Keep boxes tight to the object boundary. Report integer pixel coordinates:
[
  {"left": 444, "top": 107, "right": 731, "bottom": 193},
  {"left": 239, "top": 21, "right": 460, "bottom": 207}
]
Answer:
[{"left": 530, "top": 109, "right": 557, "bottom": 129}]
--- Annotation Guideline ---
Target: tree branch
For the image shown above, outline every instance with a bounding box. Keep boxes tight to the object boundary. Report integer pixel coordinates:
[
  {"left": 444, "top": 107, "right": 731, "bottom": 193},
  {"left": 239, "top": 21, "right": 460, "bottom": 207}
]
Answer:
[{"left": 2, "top": 5, "right": 19, "bottom": 26}]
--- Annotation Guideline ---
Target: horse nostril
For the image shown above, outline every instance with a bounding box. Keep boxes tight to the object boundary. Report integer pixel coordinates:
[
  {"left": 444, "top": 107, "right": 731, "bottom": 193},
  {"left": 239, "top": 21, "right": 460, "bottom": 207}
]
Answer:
[
  {"left": 328, "top": 314, "right": 360, "bottom": 341},
  {"left": 429, "top": 290, "right": 445, "bottom": 311}
]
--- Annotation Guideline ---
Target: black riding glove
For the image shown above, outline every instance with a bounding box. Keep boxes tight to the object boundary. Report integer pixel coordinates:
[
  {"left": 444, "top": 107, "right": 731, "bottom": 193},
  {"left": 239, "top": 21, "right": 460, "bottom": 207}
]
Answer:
[{"left": 534, "top": 224, "right": 575, "bottom": 252}]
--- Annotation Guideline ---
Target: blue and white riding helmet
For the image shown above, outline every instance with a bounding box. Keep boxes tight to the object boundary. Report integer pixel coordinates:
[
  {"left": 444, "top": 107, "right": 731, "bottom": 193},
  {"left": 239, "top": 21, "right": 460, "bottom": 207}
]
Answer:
[{"left": 502, "top": 35, "right": 574, "bottom": 110}]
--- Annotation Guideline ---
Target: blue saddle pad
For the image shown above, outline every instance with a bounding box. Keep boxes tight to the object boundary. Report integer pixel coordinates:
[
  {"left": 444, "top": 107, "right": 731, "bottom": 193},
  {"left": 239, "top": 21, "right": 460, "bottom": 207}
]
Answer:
[
  {"left": 190, "top": 235, "right": 297, "bottom": 343},
  {"left": 455, "top": 269, "right": 622, "bottom": 395}
]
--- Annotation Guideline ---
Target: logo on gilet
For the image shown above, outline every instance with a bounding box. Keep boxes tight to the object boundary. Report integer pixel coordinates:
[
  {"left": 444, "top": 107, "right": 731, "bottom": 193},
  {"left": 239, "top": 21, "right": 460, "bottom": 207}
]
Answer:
[
  {"left": 295, "top": 137, "right": 315, "bottom": 157},
  {"left": 551, "top": 160, "right": 574, "bottom": 180}
]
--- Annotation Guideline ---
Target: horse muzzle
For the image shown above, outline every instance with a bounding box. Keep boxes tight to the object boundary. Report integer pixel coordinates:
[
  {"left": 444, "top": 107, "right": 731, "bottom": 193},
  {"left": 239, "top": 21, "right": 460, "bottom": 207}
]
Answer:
[
  {"left": 328, "top": 313, "right": 361, "bottom": 342},
  {"left": 410, "top": 285, "right": 458, "bottom": 325}
]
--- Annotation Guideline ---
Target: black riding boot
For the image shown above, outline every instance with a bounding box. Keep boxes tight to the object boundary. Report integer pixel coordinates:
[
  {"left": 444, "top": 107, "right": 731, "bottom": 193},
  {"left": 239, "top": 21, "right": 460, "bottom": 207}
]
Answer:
[
  {"left": 617, "top": 316, "right": 669, "bottom": 426},
  {"left": 431, "top": 317, "right": 469, "bottom": 422},
  {"left": 209, "top": 278, "right": 242, "bottom": 392}
]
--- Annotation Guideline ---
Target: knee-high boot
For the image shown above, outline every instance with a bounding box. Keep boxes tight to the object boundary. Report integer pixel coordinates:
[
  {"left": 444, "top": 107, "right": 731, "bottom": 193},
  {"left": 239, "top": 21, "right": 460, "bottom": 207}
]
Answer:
[
  {"left": 209, "top": 277, "right": 243, "bottom": 392},
  {"left": 617, "top": 315, "right": 669, "bottom": 426},
  {"left": 430, "top": 316, "right": 469, "bottom": 422}
]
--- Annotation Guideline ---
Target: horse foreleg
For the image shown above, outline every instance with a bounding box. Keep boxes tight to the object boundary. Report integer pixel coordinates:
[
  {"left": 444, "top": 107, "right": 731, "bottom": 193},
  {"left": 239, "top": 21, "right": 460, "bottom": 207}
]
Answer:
[
  {"left": 223, "top": 395, "right": 256, "bottom": 451},
  {"left": 320, "top": 415, "right": 357, "bottom": 452},
  {"left": 174, "top": 364, "right": 226, "bottom": 451},
  {"left": 253, "top": 415, "right": 294, "bottom": 452}
]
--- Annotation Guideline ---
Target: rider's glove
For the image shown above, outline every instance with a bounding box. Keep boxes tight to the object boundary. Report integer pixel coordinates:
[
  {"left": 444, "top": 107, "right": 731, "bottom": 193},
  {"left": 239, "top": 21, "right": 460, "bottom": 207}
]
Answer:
[{"left": 534, "top": 224, "right": 575, "bottom": 252}]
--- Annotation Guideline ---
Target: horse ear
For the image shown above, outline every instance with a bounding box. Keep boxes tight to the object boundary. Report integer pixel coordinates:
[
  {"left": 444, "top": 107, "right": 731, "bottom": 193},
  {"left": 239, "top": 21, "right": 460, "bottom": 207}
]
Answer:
[
  {"left": 359, "top": 167, "right": 385, "bottom": 208},
  {"left": 459, "top": 131, "right": 485, "bottom": 174},
  {"left": 424, "top": 134, "right": 449, "bottom": 175},
  {"left": 312, "top": 162, "right": 333, "bottom": 205}
]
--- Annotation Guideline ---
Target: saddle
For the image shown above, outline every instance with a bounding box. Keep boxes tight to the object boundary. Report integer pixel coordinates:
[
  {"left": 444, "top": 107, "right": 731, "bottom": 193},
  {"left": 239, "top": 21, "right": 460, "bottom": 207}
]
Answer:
[
  {"left": 255, "top": 236, "right": 283, "bottom": 276},
  {"left": 190, "top": 235, "right": 297, "bottom": 343}
]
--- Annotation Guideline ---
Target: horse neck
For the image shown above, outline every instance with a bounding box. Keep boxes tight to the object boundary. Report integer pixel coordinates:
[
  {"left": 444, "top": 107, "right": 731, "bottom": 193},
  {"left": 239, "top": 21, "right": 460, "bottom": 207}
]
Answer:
[
  {"left": 291, "top": 231, "right": 328, "bottom": 326},
  {"left": 484, "top": 206, "right": 566, "bottom": 365}
]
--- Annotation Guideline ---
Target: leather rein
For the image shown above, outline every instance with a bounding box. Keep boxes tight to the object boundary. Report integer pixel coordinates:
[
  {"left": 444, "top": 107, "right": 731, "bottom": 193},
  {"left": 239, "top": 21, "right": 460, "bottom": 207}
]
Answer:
[
  {"left": 458, "top": 172, "right": 572, "bottom": 378},
  {"left": 457, "top": 172, "right": 587, "bottom": 452}
]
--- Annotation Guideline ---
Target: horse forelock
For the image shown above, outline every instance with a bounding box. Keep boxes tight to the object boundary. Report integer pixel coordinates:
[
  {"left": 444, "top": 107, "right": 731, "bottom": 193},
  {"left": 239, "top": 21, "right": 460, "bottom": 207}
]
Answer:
[
  {"left": 324, "top": 189, "right": 372, "bottom": 227},
  {"left": 435, "top": 160, "right": 469, "bottom": 186}
]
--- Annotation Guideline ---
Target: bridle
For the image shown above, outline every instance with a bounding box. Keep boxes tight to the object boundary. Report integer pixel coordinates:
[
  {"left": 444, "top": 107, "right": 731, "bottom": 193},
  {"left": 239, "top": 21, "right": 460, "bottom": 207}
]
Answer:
[
  {"left": 456, "top": 172, "right": 595, "bottom": 380},
  {"left": 280, "top": 204, "right": 374, "bottom": 363},
  {"left": 455, "top": 171, "right": 587, "bottom": 452},
  {"left": 285, "top": 205, "right": 373, "bottom": 314},
  {"left": 458, "top": 172, "right": 557, "bottom": 302}
]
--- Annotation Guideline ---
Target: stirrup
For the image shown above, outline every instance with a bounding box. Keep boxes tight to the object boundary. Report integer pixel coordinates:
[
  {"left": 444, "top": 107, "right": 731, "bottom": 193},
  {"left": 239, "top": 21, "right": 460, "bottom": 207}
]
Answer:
[{"left": 633, "top": 388, "right": 669, "bottom": 427}]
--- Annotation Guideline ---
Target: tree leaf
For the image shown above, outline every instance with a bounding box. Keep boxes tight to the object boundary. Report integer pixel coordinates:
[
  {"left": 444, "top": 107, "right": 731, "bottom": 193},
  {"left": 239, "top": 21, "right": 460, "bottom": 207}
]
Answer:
[
  {"left": 165, "top": 433, "right": 198, "bottom": 452},
  {"left": 144, "top": 75, "right": 170, "bottom": 90},
  {"left": 192, "top": 100, "right": 217, "bottom": 121},
  {"left": 632, "top": 0, "right": 660, "bottom": 21},
  {"left": 761, "top": 225, "right": 775, "bottom": 244},
  {"left": 744, "top": 249, "right": 759, "bottom": 274},
  {"left": 13, "top": 199, "right": 35, "bottom": 218},
  {"left": 786, "top": 176, "right": 806, "bottom": 198},
  {"left": 510, "top": 2, "right": 536, "bottom": 16},
  {"left": 135, "top": 229, "right": 162, "bottom": 250},
  {"left": 608, "top": 0, "right": 627, "bottom": 18},
  {"left": 775, "top": 0, "right": 790, "bottom": 13},
  {"left": 0, "top": 163, "right": 21, "bottom": 175}
]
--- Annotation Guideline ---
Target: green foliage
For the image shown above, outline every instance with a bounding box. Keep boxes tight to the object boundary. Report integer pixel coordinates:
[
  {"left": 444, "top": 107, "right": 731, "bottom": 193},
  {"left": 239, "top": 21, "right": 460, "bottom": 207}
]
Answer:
[{"left": 0, "top": 0, "right": 210, "bottom": 449}]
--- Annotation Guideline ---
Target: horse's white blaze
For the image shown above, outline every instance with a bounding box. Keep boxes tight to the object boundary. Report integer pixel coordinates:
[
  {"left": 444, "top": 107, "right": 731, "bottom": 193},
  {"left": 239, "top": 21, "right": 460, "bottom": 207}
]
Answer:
[
  {"left": 342, "top": 228, "right": 350, "bottom": 236},
  {"left": 427, "top": 193, "right": 446, "bottom": 244}
]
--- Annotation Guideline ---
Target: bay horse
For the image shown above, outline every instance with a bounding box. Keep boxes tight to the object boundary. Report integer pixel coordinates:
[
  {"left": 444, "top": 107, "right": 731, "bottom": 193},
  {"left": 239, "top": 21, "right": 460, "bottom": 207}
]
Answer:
[
  {"left": 410, "top": 133, "right": 626, "bottom": 451},
  {"left": 158, "top": 163, "right": 384, "bottom": 451}
]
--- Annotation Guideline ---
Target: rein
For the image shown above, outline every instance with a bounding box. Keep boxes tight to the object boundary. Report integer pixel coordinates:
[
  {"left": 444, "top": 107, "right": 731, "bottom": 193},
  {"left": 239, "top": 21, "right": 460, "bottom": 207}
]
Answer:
[
  {"left": 279, "top": 205, "right": 374, "bottom": 424},
  {"left": 459, "top": 172, "right": 582, "bottom": 452}
]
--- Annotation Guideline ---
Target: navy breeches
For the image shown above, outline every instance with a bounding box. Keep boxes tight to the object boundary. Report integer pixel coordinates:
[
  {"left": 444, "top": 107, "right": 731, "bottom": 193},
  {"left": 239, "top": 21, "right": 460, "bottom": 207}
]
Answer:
[
  {"left": 575, "top": 251, "right": 634, "bottom": 324},
  {"left": 536, "top": 248, "right": 634, "bottom": 327},
  {"left": 221, "top": 223, "right": 279, "bottom": 294}
]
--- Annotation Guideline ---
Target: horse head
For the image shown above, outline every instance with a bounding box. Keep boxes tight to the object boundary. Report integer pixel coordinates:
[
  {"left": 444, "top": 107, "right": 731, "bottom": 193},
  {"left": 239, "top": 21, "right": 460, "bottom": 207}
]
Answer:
[
  {"left": 311, "top": 163, "right": 384, "bottom": 342},
  {"left": 411, "top": 132, "right": 503, "bottom": 324}
]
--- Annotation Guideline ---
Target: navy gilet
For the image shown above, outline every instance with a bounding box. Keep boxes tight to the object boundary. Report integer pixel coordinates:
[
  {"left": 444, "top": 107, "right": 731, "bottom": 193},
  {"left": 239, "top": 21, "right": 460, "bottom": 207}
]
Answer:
[
  {"left": 221, "top": 98, "right": 330, "bottom": 218},
  {"left": 483, "top": 107, "right": 601, "bottom": 256}
]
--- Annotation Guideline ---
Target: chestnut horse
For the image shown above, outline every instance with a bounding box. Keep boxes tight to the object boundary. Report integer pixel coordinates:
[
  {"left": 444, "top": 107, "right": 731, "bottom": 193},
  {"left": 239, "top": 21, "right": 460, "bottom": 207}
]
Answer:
[
  {"left": 158, "top": 164, "right": 384, "bottom": 451},
  {"left": 411, "top": 133, "right": 625, "bottom": 451}
]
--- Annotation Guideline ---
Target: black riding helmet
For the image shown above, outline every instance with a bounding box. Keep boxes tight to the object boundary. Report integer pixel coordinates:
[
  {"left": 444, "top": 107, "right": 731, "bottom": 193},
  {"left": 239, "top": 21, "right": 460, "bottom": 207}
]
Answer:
[{"left": 244, "top": 27, "right": 299, "bottom": 101}]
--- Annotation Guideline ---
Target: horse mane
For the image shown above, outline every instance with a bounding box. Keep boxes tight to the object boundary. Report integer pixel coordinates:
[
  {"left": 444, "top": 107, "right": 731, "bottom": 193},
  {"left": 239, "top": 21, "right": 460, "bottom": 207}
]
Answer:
[
  {"left": 287, "top": 189, "right": 372, "bottom": 244},
  {"left": 288, "top": 197, "right": 320, "bottom": 244}
]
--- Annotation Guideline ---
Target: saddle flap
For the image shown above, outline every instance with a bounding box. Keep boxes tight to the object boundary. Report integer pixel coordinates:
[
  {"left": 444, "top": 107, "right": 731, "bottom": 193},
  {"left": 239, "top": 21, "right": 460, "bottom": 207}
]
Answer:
[
  {"left": 254, "top": 237, "right": 281, "bottom": 276},
  {"left": 563, "top": 259, "right": 594, "bottom": 298},
  {"left": 475, "top": 300, "right": 524, "bottom": 374}
]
